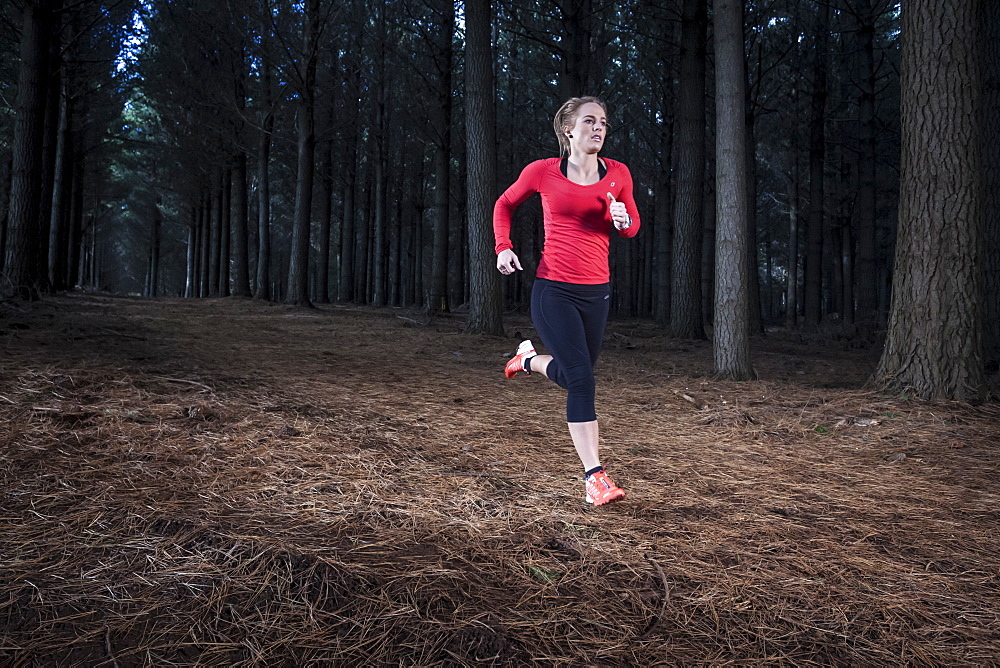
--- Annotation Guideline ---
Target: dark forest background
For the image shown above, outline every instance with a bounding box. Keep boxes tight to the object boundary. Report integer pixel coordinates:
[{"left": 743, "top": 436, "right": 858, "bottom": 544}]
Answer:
[{"left": 0, "top": 0, "right": 996, "bottom": 400}]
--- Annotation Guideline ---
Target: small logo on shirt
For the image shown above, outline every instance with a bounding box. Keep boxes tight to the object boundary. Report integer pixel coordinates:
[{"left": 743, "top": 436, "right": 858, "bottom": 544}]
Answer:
[
  {"left": 610, "top": 182, "right": 616, "bottom": 187},
  {"left": 604, "top": 295, "right": 609, "bottom": 300}
]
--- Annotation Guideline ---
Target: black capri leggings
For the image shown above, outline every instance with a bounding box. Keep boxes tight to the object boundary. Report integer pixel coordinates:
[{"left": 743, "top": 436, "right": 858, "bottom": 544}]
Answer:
[{"left": 530, "top": 278, "right": 611, "bottom": 423}]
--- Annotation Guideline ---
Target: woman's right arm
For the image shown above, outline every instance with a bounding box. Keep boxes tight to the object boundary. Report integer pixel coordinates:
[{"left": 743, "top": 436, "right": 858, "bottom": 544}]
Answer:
[{"left": 493, "top": 161, "right": 543, "bottom": 260}]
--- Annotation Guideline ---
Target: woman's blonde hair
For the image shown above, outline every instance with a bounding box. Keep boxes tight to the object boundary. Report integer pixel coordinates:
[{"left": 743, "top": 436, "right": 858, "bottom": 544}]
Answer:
[{"left": 553, "top": 96, "right": 608, "bottom": 157}]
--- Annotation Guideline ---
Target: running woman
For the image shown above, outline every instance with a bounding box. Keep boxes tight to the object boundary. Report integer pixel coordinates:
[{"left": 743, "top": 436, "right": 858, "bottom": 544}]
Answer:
[{"left": 494, "top": 96, "right": 641, "bottom": 506}]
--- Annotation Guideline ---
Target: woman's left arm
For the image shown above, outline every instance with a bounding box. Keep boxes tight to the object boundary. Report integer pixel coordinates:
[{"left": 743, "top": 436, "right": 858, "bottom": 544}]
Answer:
[{"left": 614, "top": 165, "right": 641, "bottom": 239}]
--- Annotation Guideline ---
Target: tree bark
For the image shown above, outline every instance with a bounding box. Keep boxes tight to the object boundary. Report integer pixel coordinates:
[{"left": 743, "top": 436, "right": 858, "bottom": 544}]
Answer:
[
  {"left": 47, "top": 87, "right": 70, "bottom": 291},
  {"left": 371, "top": 6, "right": 388, "bottom": 308},
  {"left": 336, "top": 37, "right": 360, "bottom": 303},
  {"left": 354, "top": 154, "right": 371, "bottom": 303},
  {"left": 429, "top": 0, "right": 454, "bottom": 312},
  {"left": 338, "top": 122, "right": 359, "bottom": 303},
  {"left": 981, "top": 0, "right": 1000, "bottom": 371},
  {"left": 199, "top": 191, "right": 210, "bottom": 298},
  {"left": 231, "top": 153, "right": 251, "bottom": 297},
  {"left": 145, "top": 196, "right": 162, "bottom": 298},
  {"left": 316, "top": 139, "right": 333, "bottom": 304},
  {"left": 3, "top": 0, "right": 52, "bottom": 300},
  {"left": 670, "top": 0, "right": 708, "bottom": 339},
  {"left": 285, "top": 0, "right": 320, "bottom": 307},
  {"left": 219, "top": 166, "right": 231, "bottom": 297},
  {"left": 37, "top": 24, "right": 61, "bottom": 294},
  {"left": 745, "top": 112, "right": 763, "bottom": 335},
  {"left": 208, "top": 175, "right": 222, "bottom": 297},
  {"left": 194, "top": 192, "right": 212, "bottom": 297},
  {"left": 652, "top": 10, "right": 675, "bottom": 324},
  {"left": 873, "top": 0, "right": 984, "bottom": 401},
  {"left": 185, "top": 207, "right": 195, "bottom": 298},
  {"left": 0, "top": 152, "right": 11, "bottom": 273},
  {"left": 66, "top": 130, "right": 84, "bottom": 289},
  {"left": 465, "top": 0, "right": 503, "bottom": 335},
  {"left": 557, "top": 0, "right": 590, "bottom": 98},
  {"left": 785, "top": 166, "right": 799, "bottom": 327},
  {"left": 803, "top": 1, "right": 830, "bottom": 327},
  {"left": 712, "top": 0, "right": 755, "bottom": 380},
  {"left": 853, "top": 1, "right": 879, "bottom": 329},
  {"left": 253, "top": 26, "right": 275, "bottom": 301}
]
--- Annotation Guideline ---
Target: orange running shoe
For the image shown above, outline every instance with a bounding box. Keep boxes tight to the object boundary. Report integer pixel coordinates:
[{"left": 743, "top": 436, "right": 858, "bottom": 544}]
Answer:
[
  {"left": 504, "top": 339, "right": 537, "bottom": 378},
  {"left": 585, "top": 470, "right": 626, "bottom": 506}
]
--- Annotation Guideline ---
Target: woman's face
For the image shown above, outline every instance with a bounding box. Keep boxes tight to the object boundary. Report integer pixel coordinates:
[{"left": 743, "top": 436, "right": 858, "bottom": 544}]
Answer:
[{"left": 566, "top": 102, "right": 608, "bottom": 156}]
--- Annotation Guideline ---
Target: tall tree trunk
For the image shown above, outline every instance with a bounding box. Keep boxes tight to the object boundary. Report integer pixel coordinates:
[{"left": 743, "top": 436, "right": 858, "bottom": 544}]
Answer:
[
  {"left": 785, "top": 148, "right": 799, "bottom": 329},
  {"left": 783, "top": 19, "right": 802, "bottom": 330},
  {"left": 2, "top": 0, "right": 52, "bottom": 300},
  {"left": 371, "top": 139, "right": 387, "bottom": 305},
  {"left": 803, "top": 1, "right": 830, "bottom": 327},
  {"left": 447, "top": 150, "right": 465, "bottom": 309},
  {"left": 745, "top": 112, "right": 763, "bottom": 335},
  {"left": 429, "top": 0, "right": 453, "bottom": 312},
  {"left": 219, "top": 166, "right": 231, "bottom": 296},
  {"left": 316, "top": 136, "right": 333, "bottom": 304},
  {"left": 388, "top": 142, "right": 406, "bottom": 306},
  {"left": 254, "top": 117, "right": 273, "bottom": 300},
  {"left": 253, "top": 28, "right": 274, "bottom": 301},
  {"left": 338, "top": 121, "right": 359, "bottom": 303},
  {"left": 185, "top": 208, "right": 195, "bottom": 298},
  {"left": 653, "top": 100, "right": 673, "bottom": 323},
  {"left": 873, "top": 0, "right": 984, "bottom": 401},
  {"left": 645, "top": 40, "right": 672, "bottom": 322},
  {"left": 670, "top": 0, "right": 708, "bottom": 339},
  {"left": 352, "top": 154, "right": 370, "bottom": 302},
  {"left": 837, "top": 144, "right": 854, "bottom": 326},
  {"left": 36, "top": 24, "right": 60, "bottom": 294},
  {"left": 853, "top": 2, "right": 879, "bottom": 329},
  {"left": 371, "top": 6, "right": 388, "bottom": 307},
  {"left": 231, "top": 153, "right": 251, "bottom": 297},
  {"left": 200, "top": 190, "right": 211, "bottom": 297},
  {"left": 86, "top": 218, "right": 100, "bottom": 288},
  {"left": 66, "top": 130, "right": 84, "bottom": 288},
  {"left": 430, "top": 141, "right": 451, "bottom": 312},
  {"left": 557, "top": 0, "right": 597, "bottom": 99},
  {"left": 285, "top": 0, "right": 320, "bottom": 307},
  {"left": 981, "top": 0, "right": 999, "bottom": 371},
  {"left": 286, "top": 102, "right": 316, "bottom": 306},
  {"left": 701, "top": 174, "right": 716, "bottom": 326},
  {"left": 0, "top": 153, "right": 11, "bottom": 272},
  {"left": 336, "top": 42, "right": 360, "bottom": 303},
  {"left": 145, "top": 196, "right": 162, "bottom": 298},
  {"left": 465, "top": 0, "right": 503, "bottom": 335},
  {"left": 712, "top": 0, "right": 755, "bottom": 380},
  {"left": 208, "top": 177, "right": 221, "bottom": 296},
  {"left": 47, "top": 87, "right": 70, "bottom": 290},
  {"left": 652, "top": 6, "right": 676, "bottom": 323}
]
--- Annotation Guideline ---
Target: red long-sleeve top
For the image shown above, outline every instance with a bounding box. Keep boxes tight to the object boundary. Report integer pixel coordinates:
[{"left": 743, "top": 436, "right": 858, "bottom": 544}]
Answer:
[{"left": 493, "top": 157, "right": 641, "bottom": 285}]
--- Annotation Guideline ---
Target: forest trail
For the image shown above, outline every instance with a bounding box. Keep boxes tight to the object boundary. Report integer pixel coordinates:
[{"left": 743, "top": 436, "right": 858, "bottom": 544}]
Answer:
[{"left": 2, "top": 293, "right": 998, "bottom": 665}]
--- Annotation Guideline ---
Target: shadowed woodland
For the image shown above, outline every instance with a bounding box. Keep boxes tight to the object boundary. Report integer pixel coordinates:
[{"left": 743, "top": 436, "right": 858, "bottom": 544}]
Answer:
[
  {"left": 1, "top": 0, "right": 999, "bottom": 664},
  {"left": 0, "top": 0, "right": 996, "bottom": 397}
]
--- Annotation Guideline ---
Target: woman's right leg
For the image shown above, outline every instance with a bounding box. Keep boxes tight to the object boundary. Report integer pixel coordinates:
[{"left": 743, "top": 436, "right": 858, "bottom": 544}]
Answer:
[
  {"left": 530, "top": 280, "right": 605, "bottom": 472},
  {"left": 531, "top": 280, "right": 598, "bottom": 423}
]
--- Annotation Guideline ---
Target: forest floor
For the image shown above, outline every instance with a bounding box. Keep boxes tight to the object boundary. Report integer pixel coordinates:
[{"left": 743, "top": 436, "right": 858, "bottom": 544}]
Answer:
[{"left": 1, "top": 292, "right": 999, "bottom": 666}]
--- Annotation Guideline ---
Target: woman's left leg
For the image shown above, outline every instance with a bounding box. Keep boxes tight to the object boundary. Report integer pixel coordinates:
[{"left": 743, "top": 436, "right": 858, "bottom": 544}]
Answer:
[{"left": 567, "top": 285, "right": 611, "bottom": 471}]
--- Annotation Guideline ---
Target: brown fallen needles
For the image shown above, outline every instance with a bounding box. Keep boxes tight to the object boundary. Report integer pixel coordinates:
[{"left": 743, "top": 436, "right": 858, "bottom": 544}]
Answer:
[{"left": 1, "top": 294, "right": 998, "bottom": 665}]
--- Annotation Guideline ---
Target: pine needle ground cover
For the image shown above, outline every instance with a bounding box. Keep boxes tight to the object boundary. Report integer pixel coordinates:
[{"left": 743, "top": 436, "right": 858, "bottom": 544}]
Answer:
[{"left": 2, "top": 294, "right": 998, "bottom": 666}]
